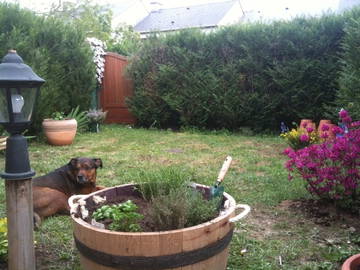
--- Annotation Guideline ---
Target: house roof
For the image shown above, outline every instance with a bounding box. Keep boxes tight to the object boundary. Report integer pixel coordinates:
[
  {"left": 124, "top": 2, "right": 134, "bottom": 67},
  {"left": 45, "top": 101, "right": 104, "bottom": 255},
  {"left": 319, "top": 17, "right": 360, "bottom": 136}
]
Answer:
[{"left": 134, "top": 1, "right": 238, "bottom": 33}]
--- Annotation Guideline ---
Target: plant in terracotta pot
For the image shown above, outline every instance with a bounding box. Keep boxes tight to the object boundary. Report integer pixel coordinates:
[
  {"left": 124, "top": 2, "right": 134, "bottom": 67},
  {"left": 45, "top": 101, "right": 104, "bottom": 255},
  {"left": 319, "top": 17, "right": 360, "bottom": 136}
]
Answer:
[
  {"left": 86, "top": 108, "right": 107, "bottom": 132},
  {"left": 68, "top": 163, "right": 250, "bottom": 270},
  {"left": 42, "top": 106, "right": 88, "bottom": 146},
  {"left": 42, "top": 112, "right": 77, "bottom": 146}
]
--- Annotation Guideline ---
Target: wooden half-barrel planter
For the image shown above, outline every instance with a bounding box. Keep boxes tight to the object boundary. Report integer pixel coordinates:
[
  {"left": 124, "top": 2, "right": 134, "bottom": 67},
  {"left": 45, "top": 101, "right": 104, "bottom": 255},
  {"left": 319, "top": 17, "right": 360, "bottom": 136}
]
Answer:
[{"left": 68, "top": 183, "right": 250, "bottom": 270}]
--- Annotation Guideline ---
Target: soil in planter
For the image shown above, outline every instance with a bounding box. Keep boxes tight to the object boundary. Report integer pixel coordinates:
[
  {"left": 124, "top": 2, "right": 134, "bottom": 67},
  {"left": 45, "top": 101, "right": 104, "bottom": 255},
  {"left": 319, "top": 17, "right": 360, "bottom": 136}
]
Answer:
[{"left": 78, "top": 191, "right": 223, "bottom": 232}]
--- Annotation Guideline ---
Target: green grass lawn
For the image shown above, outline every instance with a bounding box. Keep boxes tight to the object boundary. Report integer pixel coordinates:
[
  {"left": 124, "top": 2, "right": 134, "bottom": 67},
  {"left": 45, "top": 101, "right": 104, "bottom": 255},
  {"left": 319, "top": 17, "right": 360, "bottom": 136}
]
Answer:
[{"left": 0, "top": 124, "right": 359, "bottom": 270}]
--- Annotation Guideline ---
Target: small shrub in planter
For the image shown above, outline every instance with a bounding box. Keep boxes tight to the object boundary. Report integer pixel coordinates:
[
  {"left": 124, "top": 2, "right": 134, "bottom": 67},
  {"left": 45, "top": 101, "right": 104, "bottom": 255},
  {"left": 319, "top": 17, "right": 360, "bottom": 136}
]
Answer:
[
  {"left": 284, "top": 109, "right": 360, "bottom": 209},
  {"left": 83, "top": 177, "right": 222, "bottom": 232},
  {"left": 69, "top": 166, "right": 250, "bottom": 270}
]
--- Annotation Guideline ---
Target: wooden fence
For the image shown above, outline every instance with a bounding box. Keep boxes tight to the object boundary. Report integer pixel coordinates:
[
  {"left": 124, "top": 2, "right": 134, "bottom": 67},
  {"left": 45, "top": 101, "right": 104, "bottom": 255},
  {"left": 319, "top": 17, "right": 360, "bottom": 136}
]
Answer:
[{"left": 100, "top": 52, "right": 136, "bottom": 124}]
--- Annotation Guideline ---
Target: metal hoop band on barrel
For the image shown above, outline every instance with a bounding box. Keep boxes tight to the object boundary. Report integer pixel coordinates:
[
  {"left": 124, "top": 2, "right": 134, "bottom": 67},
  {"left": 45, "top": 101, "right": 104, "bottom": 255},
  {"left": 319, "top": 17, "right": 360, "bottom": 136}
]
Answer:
[{"left": 74, "top": 229, "right": 234, "bottom": 270}]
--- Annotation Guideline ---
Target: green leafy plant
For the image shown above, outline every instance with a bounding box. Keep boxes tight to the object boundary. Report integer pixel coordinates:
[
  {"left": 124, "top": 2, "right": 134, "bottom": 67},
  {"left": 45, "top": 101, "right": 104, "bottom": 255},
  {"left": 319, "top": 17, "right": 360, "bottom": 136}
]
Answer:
[
  {"left": 51, "top": 111, "right": 66, "bottom": 120},
  {"left": 0, "top": 218, "right": 8, "bottom": 262},
  {"left": 150, "top": 186, "right": 222, "bottom": 230},
  {"left": 92, "top": 200, "right": 143, "bottom": 232},
  {"left": 49, "top": 106, "right": 88, "bottom": 133},
  {"left": 66, "top": 106, "right": 89, "bottom": 132},
  {"left": 137, "top": 167, "right": 221, "bottom": 231},
  {"left": 148, "top": 186, "right": 221, "bottom": 231}
]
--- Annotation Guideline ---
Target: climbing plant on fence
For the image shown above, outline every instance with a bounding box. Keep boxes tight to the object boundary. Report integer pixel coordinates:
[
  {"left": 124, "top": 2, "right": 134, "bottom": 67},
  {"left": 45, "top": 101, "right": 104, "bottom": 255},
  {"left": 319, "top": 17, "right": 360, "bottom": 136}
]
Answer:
[{"left": 127, "top": 9, "right": 360, "bottom": 131}]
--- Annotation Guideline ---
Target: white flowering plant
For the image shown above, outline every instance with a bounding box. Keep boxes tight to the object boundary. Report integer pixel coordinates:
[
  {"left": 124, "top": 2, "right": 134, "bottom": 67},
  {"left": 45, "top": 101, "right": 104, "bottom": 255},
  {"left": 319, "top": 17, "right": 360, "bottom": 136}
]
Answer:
[{"left": 86, "top": 37, "right": 106, "bottom": 84}]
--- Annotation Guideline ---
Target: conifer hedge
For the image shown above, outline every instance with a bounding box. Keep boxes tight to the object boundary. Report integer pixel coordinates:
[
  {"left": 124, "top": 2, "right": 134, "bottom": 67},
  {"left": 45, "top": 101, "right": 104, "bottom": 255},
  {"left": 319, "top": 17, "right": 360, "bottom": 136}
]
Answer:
[
  {"left": 127, "top": 9, "right": 360, "bottom": 131},
  {"left": 336, "top": 16, "right": 360, "bottom": 121},
  {"left": 0, "top": 3, "right": 96, "bottom": 132}
]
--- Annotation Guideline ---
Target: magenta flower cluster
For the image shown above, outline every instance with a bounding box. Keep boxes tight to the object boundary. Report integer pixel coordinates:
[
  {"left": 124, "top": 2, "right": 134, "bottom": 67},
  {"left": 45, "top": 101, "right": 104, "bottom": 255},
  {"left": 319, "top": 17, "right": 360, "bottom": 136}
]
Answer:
[{"left": 284, "top": 109, "right": 360, "bottom": 207}]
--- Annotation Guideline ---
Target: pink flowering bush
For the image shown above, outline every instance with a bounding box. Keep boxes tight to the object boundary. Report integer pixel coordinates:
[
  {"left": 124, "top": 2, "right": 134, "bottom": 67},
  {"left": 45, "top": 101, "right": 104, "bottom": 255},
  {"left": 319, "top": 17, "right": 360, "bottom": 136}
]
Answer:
[{"left": 284, "top": 109, "right": 360, "bottom": 208}]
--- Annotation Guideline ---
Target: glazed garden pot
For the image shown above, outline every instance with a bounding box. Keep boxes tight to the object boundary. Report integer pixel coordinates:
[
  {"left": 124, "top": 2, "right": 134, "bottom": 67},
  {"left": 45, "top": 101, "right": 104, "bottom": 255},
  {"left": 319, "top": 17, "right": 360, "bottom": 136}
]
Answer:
[
  {"left": 42, "top": 118, "right": 77, "bottom": 146},
  {"left": 342, "top": 254, "right": 360, "bottom": 270},
  {"left": 68, "top": 183, "right": 250, "bottom": 270}
]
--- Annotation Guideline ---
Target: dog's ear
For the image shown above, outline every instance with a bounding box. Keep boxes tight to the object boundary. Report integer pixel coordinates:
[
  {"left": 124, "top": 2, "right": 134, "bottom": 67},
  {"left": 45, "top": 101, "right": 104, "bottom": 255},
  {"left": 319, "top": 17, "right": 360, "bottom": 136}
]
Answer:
[
  {"left": 69, "top": 158, "right": 78, "bottom": 168},
  {"left": 93, "top": 158, "right": 103, "bottom": 169}
]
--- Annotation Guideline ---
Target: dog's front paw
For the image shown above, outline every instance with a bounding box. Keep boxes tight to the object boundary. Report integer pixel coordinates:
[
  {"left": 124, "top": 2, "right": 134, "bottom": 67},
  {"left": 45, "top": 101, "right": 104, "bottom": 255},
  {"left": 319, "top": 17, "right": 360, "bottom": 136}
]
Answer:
[
  {"left": 33, "top": 212, "right": 42, "bottom": 230},
  {"left": 95, "top": 185, "right": 105, "bottom": 190}
]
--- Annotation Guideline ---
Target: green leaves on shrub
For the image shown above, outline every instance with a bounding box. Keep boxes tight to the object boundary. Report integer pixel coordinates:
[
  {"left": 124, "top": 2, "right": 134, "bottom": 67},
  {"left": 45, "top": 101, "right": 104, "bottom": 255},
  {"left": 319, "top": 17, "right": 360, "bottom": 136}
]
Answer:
[
  {"left": 336, "top": 16, "right": 360, "bottom": 120},
  {"left": 66, "top": 106, "right": 89, "bottom": 133},
  {"left": 0, "top": 3, "right": 96, "bottom": 134},
  {"left": 127, "top": 11, "right": 360, "bottom": 131}
]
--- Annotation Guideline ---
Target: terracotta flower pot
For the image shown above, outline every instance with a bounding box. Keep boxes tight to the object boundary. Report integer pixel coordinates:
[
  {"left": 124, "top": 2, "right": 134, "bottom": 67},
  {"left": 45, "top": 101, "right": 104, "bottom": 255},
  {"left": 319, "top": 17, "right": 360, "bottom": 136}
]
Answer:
[
  {"left": 299, "top": 119, "right": 316, "bottom": 134},
  {"left": 68, "top": 183, "right": 251, "bottom": 270},
  {"left": 318, "top": 120, "right": 335, "bottom": 141},
  {"left": 342, "top": 254, "right": 360, "bottom": 270},
  {"left": 42, "top": 118, "right": 77, "bottom": 146}
]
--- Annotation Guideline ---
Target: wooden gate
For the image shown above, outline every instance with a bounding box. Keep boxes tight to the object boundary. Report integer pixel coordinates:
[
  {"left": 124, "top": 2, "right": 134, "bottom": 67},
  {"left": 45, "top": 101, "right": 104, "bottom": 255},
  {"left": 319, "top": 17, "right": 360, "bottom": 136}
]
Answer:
[{"left": 100, "top": 52, "right": 136, "bottom": 124}]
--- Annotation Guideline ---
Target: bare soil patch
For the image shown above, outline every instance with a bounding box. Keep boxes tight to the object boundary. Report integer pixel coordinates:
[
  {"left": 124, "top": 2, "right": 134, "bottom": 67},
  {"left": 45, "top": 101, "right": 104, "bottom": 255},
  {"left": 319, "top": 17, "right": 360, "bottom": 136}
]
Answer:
[
  {"left": 245, "top": 199, "right": 359, "bottom": 241},
  {"left": 278, "top": 199, "right": 360, "bottom": 230}
]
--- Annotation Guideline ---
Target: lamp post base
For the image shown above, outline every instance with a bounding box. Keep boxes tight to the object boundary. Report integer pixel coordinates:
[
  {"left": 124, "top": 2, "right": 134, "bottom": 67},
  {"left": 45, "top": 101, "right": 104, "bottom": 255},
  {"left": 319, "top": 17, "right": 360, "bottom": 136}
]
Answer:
[
  {"left": 5, "top": 179, "right": 35, "bottom": 270},
  {"left": 1, "top": 134, "right": 36, "bottom": 270}
]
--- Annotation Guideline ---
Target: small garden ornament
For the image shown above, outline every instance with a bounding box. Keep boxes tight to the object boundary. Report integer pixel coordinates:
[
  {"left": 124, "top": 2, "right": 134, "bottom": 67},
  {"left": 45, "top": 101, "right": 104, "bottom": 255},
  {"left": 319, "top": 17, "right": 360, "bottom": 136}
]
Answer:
[{"left": 86, "top": 108, "right": 107, "bottom": 132}]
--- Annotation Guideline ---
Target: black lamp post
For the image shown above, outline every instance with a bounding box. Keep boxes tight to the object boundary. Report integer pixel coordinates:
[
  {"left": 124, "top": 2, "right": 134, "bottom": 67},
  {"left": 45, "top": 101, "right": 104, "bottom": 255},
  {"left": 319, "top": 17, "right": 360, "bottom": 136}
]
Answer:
[{"left": 0, "top": 50, "right": 45, "bottom": 270}]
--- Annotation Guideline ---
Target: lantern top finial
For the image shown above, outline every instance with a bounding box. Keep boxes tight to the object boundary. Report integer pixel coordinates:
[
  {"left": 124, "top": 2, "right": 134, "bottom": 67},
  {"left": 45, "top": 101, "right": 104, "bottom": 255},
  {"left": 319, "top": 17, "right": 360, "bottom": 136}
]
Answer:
[
  {"left": 1, "top": 50, "right": 24, "bottom": 65},
  {"left": 0, "top": 50, "right": 44, "bottom": 85}
]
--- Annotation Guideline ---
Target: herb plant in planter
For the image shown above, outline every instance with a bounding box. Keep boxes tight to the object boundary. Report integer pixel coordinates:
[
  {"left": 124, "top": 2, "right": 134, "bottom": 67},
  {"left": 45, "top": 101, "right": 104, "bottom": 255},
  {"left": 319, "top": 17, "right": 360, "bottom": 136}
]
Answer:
[
  {"left": 68, "top": 165, "right": 250, "bottom": 270},
  {"left": 92, "top": 200, "right": 143, "bottom": 232}
]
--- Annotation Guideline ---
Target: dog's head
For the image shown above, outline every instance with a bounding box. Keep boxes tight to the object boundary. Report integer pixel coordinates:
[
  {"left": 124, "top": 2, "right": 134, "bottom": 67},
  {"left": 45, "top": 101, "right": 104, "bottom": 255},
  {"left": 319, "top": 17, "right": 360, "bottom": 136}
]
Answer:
[{"left": 68, "top": 157, "right": 102, "bottom": 185}]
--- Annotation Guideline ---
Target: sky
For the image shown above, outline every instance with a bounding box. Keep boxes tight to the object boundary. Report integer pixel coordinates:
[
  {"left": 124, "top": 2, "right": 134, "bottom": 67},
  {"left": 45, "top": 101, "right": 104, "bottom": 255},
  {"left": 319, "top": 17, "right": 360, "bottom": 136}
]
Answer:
[{"left": 3, "top": 0, "right": 342, "bottom": 20}]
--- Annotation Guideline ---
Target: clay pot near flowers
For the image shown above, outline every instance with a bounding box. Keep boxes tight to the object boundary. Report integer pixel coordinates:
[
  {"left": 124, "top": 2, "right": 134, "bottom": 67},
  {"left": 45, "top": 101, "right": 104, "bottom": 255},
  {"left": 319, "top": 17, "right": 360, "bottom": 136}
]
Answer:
[
  {"left": 342, "top": 254, "right": 360, "bottom": 270},
  {"left": 300, "top": 119, "right": 316, "bottom": 134},
  {"left": 318, "top": 120, "right": 335, "bottom": 141}
]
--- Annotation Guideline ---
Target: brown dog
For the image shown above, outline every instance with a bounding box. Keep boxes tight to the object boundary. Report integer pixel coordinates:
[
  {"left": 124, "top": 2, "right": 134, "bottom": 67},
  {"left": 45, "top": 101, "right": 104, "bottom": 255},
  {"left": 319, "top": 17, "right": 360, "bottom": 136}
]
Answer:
[{"left": 32, "top": 157, "right": 104, "bottom": 225}]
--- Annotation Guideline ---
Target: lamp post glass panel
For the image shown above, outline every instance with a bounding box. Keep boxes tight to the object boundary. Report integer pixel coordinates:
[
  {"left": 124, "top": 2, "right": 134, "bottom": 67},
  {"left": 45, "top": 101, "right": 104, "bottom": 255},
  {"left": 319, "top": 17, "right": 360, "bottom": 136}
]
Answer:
[
  {"left": 0, "top": 50, "right": 44, "bottom": 179},
  {"left": 0, "top": 50, "right": 44, "bottom": 270}
]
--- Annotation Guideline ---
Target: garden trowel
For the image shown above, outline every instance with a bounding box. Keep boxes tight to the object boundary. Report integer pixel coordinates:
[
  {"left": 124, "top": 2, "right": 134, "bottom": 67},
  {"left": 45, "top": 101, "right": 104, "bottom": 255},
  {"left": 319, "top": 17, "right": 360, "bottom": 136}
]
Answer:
[{"left": 210, "top": 156, "right": 233, "bottom": 199}]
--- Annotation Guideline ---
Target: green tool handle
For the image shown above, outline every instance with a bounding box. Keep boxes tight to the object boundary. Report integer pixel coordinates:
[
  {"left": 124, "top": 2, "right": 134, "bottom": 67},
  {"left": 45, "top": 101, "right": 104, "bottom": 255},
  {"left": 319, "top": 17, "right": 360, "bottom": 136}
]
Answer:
[{"left": 215, "top": 156, "right": 232, "bottom": 186}]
